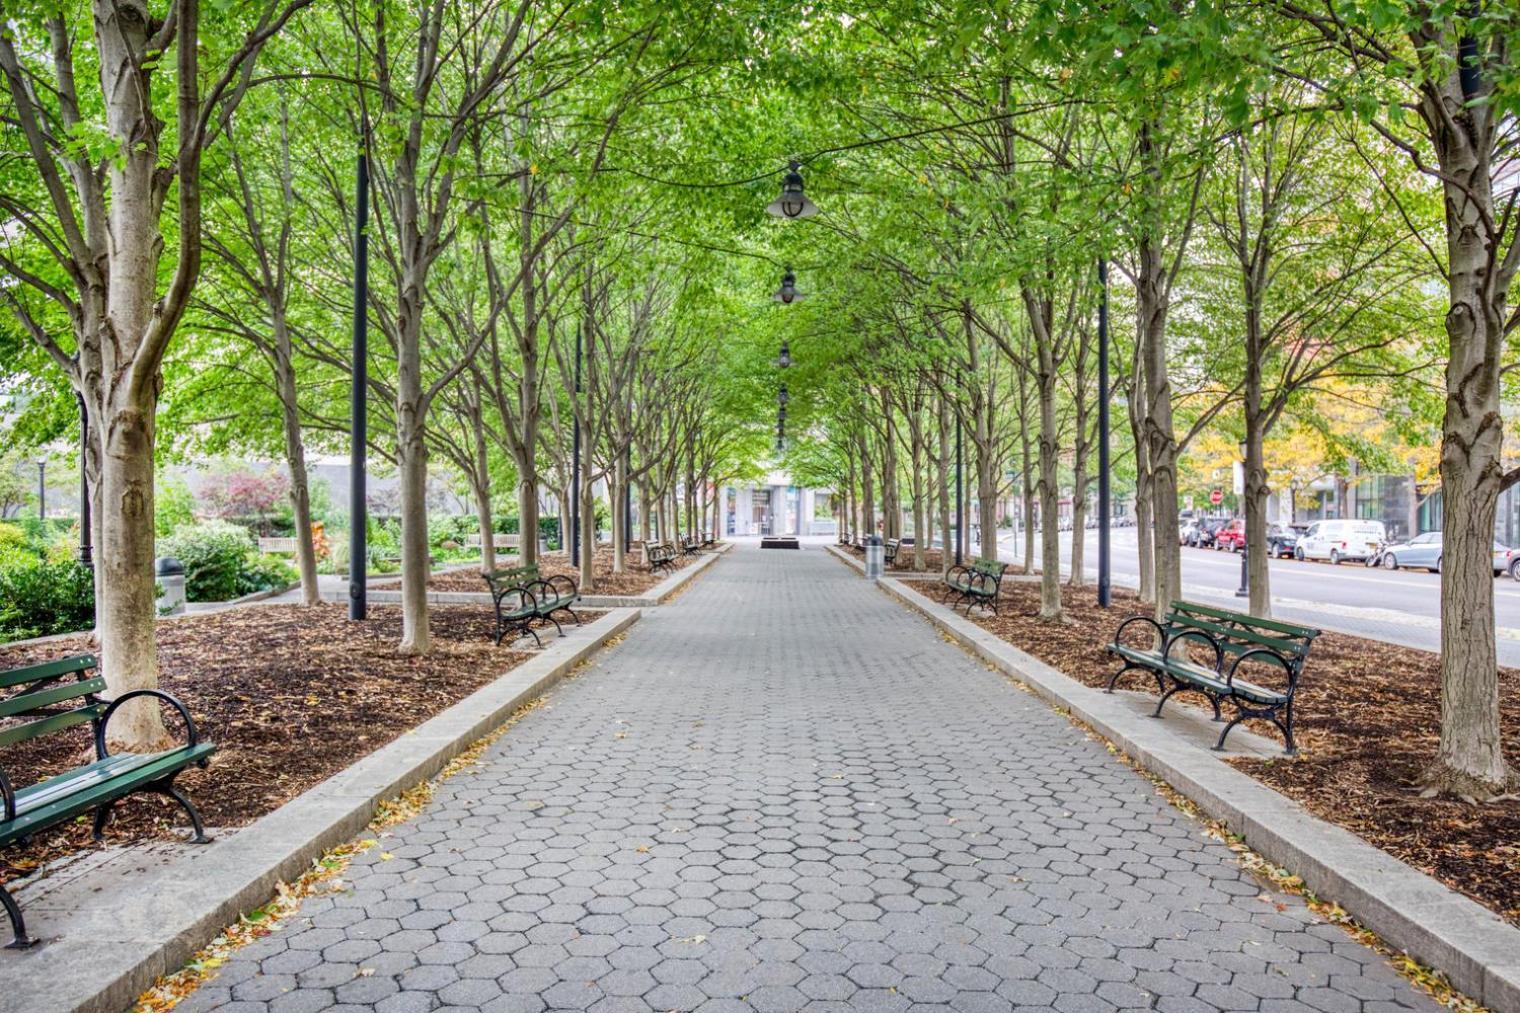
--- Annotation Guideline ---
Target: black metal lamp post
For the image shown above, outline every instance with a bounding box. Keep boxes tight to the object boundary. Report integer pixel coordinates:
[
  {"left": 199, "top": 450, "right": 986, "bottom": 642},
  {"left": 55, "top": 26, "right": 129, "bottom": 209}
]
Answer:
[
  {"left": 1097, "top": 258, "right": 1111, "bottom": 607},
  {"left": 772, "top": 268, "right": 806, "bottom": 305},
  {"left": 571, "top": 321, "right": 583, "bottom": 567},
  {"left": 777, "top": 342, "right": 792, "bottom": 368},
  {"left": 349, "top": 149, "right": 370, "bottom": 621},
  {"left": 1236, "top": 438, "right": 1249, "bottom": 599},
  {"left": 765, "top": 161, "right": 819, "bottom": 219}
]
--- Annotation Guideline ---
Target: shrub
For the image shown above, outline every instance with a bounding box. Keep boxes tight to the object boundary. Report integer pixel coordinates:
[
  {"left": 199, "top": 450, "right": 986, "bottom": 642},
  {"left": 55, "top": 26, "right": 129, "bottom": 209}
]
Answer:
[
  {"left": 0, "top": 556, "right": 94, "bottom": 643},
  {"left": 236, "top": 553, "right": 298, "bottom": 597},
  {"left": 160, "top": 520, "right": 257, "bottom": 602}
]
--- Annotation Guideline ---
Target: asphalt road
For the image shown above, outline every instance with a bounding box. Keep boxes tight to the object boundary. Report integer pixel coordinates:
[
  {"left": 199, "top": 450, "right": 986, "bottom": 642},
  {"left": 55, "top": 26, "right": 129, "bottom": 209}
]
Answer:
[{"left": 998, "top": 527, "right": 1520, "bottom": 666}]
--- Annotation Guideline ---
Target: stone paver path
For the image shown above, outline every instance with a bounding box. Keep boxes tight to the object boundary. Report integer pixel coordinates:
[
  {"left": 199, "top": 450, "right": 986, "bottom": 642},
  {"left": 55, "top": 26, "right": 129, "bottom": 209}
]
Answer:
[{"left": 183, "top": 544, "right": 1433, "bottom": 1013}]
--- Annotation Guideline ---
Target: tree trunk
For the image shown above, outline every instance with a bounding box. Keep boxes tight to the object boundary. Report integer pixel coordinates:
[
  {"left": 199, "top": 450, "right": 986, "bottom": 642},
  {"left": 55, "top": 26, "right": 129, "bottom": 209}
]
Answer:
[
  {"left": 611, "top": 458, "right": 627, "bottom": 574},
  {"left": 1138, "top": 239, "right": 1181, "bottom": 617},
  {"left": 1035, "top": 361, "right": 1063, "bottom": 619},
  {"left": 1129, "top": 375, "right": 1155, "bottom": 603},
  {"left": 1244, "top": 297, "right": 1271, "bottom": 618},
  {"left": 261, "top": 304, "right": 321, "bottom": 606},
  {"left": 96, "top": 404, "right": 170, "bottom": 750},
  {"left": 1427, "top": 97, "right": 1512, "bottom": 794},
  {"left": 859, "top": 433, "right": 876, "bottom": 537}
]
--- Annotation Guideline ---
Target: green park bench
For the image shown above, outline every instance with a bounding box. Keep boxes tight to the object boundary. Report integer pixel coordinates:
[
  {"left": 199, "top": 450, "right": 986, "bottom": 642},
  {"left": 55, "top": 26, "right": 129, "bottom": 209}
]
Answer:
[
  {"left": 480, "top": 566, "right": 581, "bottom": 646},
  {"left": 944, "top": 558, "right": 1008, "bottom": 615},
  {"left": 0, "top": 654, "right": 215, "bottom": 948},
  {"left": 646, "top": 543, "right": 678, "bottom": 575},
  {"left": 1105, "top": 600, "right": 1320, "bottom": 755}
]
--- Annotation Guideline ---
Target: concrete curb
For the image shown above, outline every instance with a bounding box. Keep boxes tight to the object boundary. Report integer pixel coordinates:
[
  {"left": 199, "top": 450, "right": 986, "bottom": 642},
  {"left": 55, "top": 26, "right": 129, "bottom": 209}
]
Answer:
[
  {"left": 871, "top": 574, "right": 1520, "bottom": 1011},
  {"left": 1, "top": 608, "right": 641, "bottom": 1013},
  {"left": 331, "top": 542, "right": 732, "bottom": 609}
]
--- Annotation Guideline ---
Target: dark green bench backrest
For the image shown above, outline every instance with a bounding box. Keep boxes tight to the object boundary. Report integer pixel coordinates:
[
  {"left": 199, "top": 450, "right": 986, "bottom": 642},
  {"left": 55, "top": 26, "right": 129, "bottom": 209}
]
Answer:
[
  {"left": 0, "top": 655, "right": 107, "bottom": 749},
  {"left": 1165, "top": 600, "right": 1319, "bottom": 661},
  {"left": 484, "top": 565, "right": 539, "bottom": 585}
]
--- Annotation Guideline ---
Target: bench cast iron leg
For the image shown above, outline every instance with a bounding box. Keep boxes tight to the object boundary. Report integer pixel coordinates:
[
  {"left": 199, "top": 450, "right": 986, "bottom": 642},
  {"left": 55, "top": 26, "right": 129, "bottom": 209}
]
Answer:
[
  {"left": 1104, "top": 662, "right": 1138, "bottom": 693},
  {"left": 91, "top": 799, "right": 116, "bottom": 842},
  {"left": 0, "top": 884, "right": 31, "bottom": 948},
  {"left": 154, "top": 779, "right": 212, "bottom": 844}
]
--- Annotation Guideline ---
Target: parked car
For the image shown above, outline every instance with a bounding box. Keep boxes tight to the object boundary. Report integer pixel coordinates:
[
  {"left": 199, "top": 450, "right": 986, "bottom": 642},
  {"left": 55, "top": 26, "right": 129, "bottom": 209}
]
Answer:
[
  {"left": 1295, "top": 519, "right": 1385, "bottom": 564},
  {"left": 1381, "top": 531, "right": 1518, "bottom": 576},
  {"left": 1179, "top": 519, "right": 1202, "bottom": 546},
  {"left": 1193, "top": 517, "right": 1229, "bottom": 548},
  {"left": 1265, "top": 523, "right": 1299, "bottom": 558},
  {"left": 1213, "top": 518, "right": 1246, "bottom": 552}
]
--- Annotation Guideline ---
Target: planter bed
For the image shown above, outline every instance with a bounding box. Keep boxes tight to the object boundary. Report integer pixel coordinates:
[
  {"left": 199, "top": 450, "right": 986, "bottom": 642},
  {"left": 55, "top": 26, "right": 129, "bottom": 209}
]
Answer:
[
  {"left": 0, "top": 603, "right": 596, "bottom": 887},
  {"left": 920, "top": 579, "right": 1520, "bottom": 927}
]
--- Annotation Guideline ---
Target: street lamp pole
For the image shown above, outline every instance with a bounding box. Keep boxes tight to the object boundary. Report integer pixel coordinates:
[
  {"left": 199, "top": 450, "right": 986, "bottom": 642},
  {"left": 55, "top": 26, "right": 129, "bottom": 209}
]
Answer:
[
  {"left": 77, "top": 394, "right": 92, "bottom": 568},
  {"left": 349, "top": 148, "right": 370, "bottom": 621},
  {"left": 570, "top": 321, "right": 582, "bottom": 568},
  {"left": 1236, "top": 440, "right": 1249, "bottom": 599},
  {"left": 624, "top": 445, "right": 632, "bottom": 553},
  {"left": 36, "top": 460, "right": 45, "bottom": 521},
  {"left": 1097, "top": 258, "right": 1111, "bottom": 608}
]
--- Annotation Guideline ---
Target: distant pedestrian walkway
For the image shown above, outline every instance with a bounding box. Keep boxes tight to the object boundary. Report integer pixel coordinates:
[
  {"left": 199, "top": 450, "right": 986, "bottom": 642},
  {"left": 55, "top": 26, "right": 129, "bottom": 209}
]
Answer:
[{"left": 182, "top": 543, "right": 1433, "bottom": 1013}]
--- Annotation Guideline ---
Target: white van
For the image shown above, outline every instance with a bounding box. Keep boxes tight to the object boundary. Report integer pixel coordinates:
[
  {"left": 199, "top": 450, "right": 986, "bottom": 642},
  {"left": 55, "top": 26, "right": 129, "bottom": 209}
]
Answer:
[{"left": 1295, "top": 519, "right": 1386, "bottom": 564}]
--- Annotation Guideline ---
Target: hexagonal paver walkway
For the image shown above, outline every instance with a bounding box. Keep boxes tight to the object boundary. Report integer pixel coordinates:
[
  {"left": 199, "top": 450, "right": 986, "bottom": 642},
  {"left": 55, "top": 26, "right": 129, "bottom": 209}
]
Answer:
[{"left": 180, "top": 543, "right": 1436, "bottom": 1013}]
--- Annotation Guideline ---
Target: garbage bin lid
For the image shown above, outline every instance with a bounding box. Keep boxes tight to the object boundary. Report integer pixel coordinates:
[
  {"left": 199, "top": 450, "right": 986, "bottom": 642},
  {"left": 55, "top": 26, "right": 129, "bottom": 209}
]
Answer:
[{"left": 154, "top": 556, "right": 185, "bottom": 576}]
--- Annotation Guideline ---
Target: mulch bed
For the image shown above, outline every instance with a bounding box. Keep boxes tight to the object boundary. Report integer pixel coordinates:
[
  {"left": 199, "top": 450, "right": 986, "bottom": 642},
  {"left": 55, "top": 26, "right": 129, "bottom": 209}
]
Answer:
[
  {"left": 385, "top": 544, "right": 702, "bottom": 597},
  {"left": 843, "top": 542, "right": 947, "bottom": 573},
  {"left": 919, "top": 580, "right": 1520, "bottom": 926},
  {"left": 0, "top": 602, "right": 588, "bottom": 886}
]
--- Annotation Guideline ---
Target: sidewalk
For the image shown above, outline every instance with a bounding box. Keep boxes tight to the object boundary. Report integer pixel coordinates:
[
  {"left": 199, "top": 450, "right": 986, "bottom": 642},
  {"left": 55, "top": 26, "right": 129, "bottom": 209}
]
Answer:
[{"left": 175, "top": 542, "right": 1434, "bottom": 1013}]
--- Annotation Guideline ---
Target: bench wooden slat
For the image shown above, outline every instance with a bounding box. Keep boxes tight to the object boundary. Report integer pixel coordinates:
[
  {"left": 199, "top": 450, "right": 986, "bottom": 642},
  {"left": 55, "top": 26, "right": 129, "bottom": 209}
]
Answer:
[
  {"left": 0, "top": 655, "right": 97, "bottom": 690},
  {"left": 0, "top": 702, "right": 108, "bottom": 748},
  {"left": 1168, "top": 600, "right": 1320, "bottom": 641},
  {"left": 1164, "top": 612, "right": 1310, "bottom": 656},
  {"left": 0, "top": 677, "right": 107, "bottom": 719},
  {"left": 0, "top": 743, "right": 215, "bottom": 849}
]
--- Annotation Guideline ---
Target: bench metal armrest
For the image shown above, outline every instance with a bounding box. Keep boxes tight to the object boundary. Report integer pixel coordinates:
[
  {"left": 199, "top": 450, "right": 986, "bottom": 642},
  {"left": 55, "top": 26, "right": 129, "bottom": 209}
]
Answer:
[
  {"left": 1162, "top": 630, "right": 1223, "bottom": 673},
  {"left": 945, "top": 565, "right": 971, "bottom": 583},
  {"left": 545, "top": 574, "right": 578, "bottom": 598},
  {"left": 95, "top": 689, "right": 203, "bottom": 761},
  {"left": 1226, "top": 647, "right": 1297, "bottom": 693},
  {"left": 0, "top": 765, "right": 14, "bottom": 823},
  {"left": 1110, "top": 615, "right": 1166, "bottom": 651}
]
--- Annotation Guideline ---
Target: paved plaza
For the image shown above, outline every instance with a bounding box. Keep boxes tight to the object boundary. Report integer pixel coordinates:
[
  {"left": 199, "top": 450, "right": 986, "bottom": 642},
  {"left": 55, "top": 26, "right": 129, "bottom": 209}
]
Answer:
[{"left": 181, "top": 544, "right": 1434, "bottom": 1013}]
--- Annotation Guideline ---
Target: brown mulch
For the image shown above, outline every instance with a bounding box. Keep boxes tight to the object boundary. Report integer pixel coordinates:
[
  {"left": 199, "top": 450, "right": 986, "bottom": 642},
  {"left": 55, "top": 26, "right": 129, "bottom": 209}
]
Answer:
[
  {"left": 920, "top": 580, "right": 1520, "bottom": 926},
  {"left": 0, "top": 602, "right": 589, "bottom": 885},
  {"left": 384, "top": 544, "right": 702, "bottom": 598},
  {"left": 843, "top": 542, "right": 949, "bottom": 573}
]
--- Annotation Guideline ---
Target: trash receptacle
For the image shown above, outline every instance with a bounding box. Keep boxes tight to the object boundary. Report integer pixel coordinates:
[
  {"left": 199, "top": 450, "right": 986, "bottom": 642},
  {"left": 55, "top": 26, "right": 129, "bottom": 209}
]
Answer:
[
  {"left": 155, "top": 556, "right": 186, "bottom": 615},
  {"left": 865, "top": 535, "right": 885, "bottom": 579}
]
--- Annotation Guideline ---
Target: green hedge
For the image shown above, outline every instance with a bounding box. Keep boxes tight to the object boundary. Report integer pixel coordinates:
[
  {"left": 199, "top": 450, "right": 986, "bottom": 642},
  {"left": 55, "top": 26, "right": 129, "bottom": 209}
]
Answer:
[{"left": 159, "top": 520, "right": 297, "bottom": 602}]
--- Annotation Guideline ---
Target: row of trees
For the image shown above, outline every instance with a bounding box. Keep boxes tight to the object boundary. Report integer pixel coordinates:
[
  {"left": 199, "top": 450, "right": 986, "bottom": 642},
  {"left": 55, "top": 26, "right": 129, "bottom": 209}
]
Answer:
[
  {"left": 0, "top": 1, "right": 1514, "bottom": 802},
  {"left": 770, "top": 2, "right": 1514, "bottom": 801},
  {"left": 0, "top": 1, "right": 770, "bottom": 749}
]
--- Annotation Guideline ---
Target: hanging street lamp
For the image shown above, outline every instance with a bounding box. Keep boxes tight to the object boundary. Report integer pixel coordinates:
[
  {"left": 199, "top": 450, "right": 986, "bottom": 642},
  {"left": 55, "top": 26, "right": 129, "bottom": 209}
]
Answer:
[
  {"left": 777, "top": 341, "right": 792, "bottom": 368},
  {"left": 772, "top": 267, "right": 806, "bottom": 305},
  {"left": 778, "top": 383, "right": 789, "bottom": 406},
  {"left": 766, "top": 160, "right": 819, "bottom": 219}
]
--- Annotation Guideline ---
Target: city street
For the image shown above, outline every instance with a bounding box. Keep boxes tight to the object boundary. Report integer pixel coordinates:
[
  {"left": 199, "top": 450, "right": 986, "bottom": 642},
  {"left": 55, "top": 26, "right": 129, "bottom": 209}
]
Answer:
[{"left": 998, "top": 527, "right": 1520, "bottom": 667}]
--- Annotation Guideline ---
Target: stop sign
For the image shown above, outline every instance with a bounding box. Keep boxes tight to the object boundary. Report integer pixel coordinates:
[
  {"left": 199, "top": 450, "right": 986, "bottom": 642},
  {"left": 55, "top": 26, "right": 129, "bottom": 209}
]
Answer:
[{"left": 1210, "top": 488, "right": 1223, "bottom": 505}]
